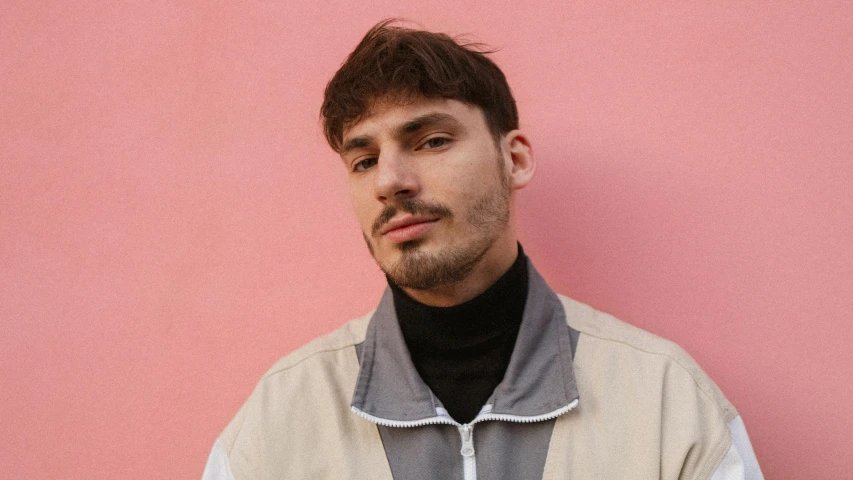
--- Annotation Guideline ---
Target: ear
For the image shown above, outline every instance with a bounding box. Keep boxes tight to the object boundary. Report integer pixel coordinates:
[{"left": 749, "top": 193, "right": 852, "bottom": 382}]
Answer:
[{"left": 503, "top": 130, "right": 536, "bottom": 190}]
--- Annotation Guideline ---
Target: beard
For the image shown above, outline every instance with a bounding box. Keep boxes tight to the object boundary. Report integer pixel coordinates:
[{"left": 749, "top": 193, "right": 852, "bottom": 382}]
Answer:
[{"left": 364, "top": 160, "right": 511, "bottom": 291}]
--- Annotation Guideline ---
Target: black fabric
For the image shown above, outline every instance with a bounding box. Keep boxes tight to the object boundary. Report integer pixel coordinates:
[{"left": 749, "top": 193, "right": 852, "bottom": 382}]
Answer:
[{"left": 390, "top": 244, "right": 529, "bottom": 424}]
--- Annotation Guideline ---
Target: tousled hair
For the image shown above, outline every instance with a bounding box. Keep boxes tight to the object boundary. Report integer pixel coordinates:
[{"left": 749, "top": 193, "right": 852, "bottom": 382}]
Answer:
[{"left": 321, "top": 19, "right": 519, "bottom": 152}]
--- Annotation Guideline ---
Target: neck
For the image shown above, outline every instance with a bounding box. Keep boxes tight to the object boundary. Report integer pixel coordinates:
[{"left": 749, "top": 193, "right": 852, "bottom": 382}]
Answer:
[{"left": 400, "top": 232, "right": 519, "bottom": 307}]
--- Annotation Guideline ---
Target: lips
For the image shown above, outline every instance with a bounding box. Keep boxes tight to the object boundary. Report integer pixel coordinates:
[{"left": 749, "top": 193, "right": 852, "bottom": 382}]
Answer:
[
  {"left": 380, "top": 215, "right": 439, "bottom": 243},
  {"left": 379, "top": 215, "right": 436, "bottom": 234}
]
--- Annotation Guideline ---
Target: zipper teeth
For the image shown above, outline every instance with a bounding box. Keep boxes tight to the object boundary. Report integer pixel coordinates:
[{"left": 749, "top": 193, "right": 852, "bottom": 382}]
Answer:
[
  {"left": 351, "top": 406, "right": 457, "bottom": 428},
  {"left": 471, "top": 398, "right": 579, "bottom": 425},
  {"left": 355, "top": 399, "right": 578, "bottom": 480},
  {"left": 352, "top": 398, "right": 578, "bottom": 428}
]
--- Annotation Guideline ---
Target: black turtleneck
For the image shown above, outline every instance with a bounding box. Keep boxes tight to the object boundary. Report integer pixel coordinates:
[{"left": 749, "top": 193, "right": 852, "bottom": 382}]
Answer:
[{"left": 389, "top": 245, "right": 529, "bottom": 424}]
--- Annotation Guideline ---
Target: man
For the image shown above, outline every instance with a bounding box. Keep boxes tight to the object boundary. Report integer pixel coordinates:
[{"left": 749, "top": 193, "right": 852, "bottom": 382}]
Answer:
[{"left": 203, "top": 20, "right": 763, "bottom": 479}]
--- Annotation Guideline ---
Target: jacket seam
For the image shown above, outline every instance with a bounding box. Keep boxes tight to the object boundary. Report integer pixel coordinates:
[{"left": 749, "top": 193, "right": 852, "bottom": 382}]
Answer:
[
  {"left": 260, "top": 342, "right": 360, "bottom": 380},
  {"left": 258, "top": 314, "right": 373, "bottom": 381},
  {"left": 359, "top": 321, "right": 378, "bottom": 412},
  {"left": 206, "top": 438, "right": 238, "bottom": 479},
  {"left": 551, "top": 295, "right": 574, "bottom": 404},
  {"left": 224, "top": 408, "right": 246, "bottom": 457},
  {"left": 575, "top": 329, "right": 735, "bottom": 480},
  {"left": 692, "top": 428, "right": 733, "bottom": 480},
  {"left": 572, "top": 329, "right": 735, "bottom": 423},
  {"left": 226, "top": 328, "right": 365, "bottom": 455}
]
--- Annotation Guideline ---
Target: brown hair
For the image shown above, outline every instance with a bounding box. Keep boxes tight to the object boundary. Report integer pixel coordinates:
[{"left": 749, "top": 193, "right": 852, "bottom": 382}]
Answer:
[{"left": 321, "top": 19, "right": 519, "bottom": 152}]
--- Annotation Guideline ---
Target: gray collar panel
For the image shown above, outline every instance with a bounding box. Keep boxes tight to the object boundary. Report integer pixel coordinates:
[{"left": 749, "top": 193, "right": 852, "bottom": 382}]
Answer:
[{"left": 350, "top": 259, "right": 579, "bottom": 423}]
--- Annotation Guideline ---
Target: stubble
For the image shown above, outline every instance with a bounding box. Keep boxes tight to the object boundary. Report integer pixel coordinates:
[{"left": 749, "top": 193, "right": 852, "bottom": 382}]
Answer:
[{"left": 364, "top": 155, "right": 511, "bottom": 290}]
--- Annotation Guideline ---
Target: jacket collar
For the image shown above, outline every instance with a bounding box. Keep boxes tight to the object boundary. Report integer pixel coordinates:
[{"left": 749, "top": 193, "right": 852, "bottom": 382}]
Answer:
[{"left": 351, "top": 259, "right": 579, "bottom": 424}]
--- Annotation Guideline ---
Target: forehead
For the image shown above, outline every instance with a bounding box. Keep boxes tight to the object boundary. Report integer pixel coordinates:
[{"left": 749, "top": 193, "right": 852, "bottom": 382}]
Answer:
[{"left": 342, "top": 97, "right": 489, "bottom": 143}]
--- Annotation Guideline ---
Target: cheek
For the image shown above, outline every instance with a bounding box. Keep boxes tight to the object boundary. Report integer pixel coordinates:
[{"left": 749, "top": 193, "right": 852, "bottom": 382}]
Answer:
[
  {"left": 429, "top": 164, "right": 483, "bottom": 203},
  {"left": 349, "top": 192, "right": 377, "bottom": 231}
]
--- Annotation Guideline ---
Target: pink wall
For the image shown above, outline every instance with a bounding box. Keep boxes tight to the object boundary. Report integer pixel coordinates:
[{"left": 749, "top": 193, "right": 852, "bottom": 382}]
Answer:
[{"left": 2, "top": 2, "right": 851, "bottom": 478}]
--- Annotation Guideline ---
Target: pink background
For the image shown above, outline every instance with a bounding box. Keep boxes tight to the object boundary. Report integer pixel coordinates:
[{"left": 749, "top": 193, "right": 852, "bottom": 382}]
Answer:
[{"left": 2, "top": 2, "right": 851, "bottom": 478}]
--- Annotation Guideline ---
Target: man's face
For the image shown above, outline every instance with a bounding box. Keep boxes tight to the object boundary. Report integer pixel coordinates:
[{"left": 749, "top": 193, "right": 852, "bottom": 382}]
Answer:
[{"left": 340, "top": 97, "right": 513, "bottom": 291}]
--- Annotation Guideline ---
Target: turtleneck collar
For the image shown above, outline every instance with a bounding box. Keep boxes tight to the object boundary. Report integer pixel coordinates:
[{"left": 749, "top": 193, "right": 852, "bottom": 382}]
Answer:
[
  {"left": 350, "top": 251, "right": 579, "bottom": 425},
  {"left": 387, "top": 244, "right": 529, "bottom": 423},
  {"left": 389, "top": 244, "right": 528, "bottom": 351}
]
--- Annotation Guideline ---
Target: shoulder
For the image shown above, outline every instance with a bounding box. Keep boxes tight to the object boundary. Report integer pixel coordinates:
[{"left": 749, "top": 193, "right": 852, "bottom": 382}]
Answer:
[
  {"left": 553, "top": 295, "right": 741, "bottom": 477},
  {"left": 259, "top": 310, "right": 373, "bottom": 381},
  {"left": 218, "top": 311, "right": 374, "bottom": 453},
  {"left": 557, "top": 294, "right": 738, "bottom": 423}
]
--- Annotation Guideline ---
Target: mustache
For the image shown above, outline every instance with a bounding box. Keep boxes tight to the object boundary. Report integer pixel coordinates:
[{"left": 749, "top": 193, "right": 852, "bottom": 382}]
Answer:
[{"left": 371, "top": 199, "right": 453, "bottom": 236}]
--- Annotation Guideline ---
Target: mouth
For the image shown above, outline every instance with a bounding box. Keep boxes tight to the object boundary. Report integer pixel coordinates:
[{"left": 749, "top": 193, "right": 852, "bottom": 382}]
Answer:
[{"left": 380, "top": 216, "right": 440, "bottom": 243}]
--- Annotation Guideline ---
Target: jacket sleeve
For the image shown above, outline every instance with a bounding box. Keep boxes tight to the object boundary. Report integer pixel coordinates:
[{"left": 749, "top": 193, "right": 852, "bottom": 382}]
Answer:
[
  {"left": 709, "top": 415, "right": 764, "bottom": 480},
  {"left": 201, "top": 439, "right": 236, "bottom": 480}
]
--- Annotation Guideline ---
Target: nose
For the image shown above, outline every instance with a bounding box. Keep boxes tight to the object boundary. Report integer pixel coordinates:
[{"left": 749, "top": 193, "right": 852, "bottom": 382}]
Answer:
[{"left": 373, "top": 152, "right": 419, "bottom": 203}]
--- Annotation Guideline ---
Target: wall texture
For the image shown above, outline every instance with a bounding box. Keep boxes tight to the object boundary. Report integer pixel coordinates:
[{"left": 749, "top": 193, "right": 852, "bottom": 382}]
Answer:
[{"left": 2, "top": 1, "right": 851, "bottom": 478}]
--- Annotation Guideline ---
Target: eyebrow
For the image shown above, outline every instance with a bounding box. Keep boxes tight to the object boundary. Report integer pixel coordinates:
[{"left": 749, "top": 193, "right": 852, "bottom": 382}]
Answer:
[{"left": 341, "top": 112, "right": 462, "bottom": 155}]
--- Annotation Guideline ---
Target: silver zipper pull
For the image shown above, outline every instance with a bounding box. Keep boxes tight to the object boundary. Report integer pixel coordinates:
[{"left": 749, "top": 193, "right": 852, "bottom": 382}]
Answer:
[{"left": 460, "top": 424, "right": 475, "bottom": 457}]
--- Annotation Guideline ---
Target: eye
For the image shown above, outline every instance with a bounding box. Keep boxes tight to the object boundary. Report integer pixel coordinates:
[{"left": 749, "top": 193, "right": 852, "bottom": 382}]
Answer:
[
  {"left": 419, "top": 137, "right": 451, "bottom": 150},
  {"left": 353, "top": 157, "right": 377, "bottom": 172}
]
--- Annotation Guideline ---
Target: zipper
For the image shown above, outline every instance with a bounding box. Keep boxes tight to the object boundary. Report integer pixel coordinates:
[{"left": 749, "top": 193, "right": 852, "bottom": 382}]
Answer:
[
  {"left": 352, "top": 398, "right": 578, "bottom": 480},
  {"left": 459, "top": 424, "right": 476, "bottom": 480},
  {"left": 350, "top": 406, "right": 455, "bottom": 429},
  {"left": 471, "top": 399, "right": 578, "bottom": 424}
]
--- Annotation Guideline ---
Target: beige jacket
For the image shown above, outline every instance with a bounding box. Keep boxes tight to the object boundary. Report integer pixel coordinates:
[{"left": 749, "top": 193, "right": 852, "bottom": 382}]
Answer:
[{"left": 204, "top": 266, "right": 762, "bottom": 479}]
